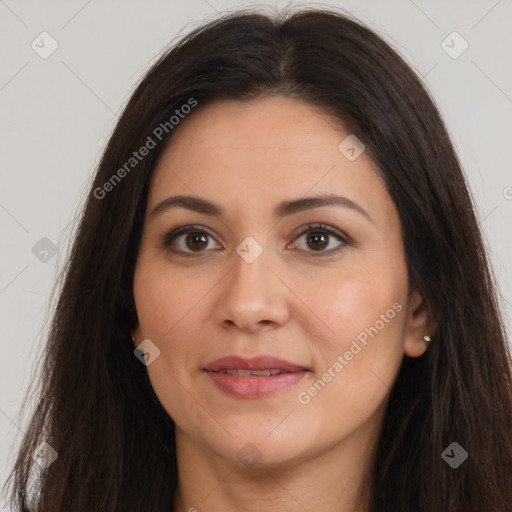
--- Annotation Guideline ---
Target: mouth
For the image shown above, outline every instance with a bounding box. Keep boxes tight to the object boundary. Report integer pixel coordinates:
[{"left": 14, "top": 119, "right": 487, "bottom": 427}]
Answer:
[
  {"left": 203, "top": 355, "right": 310, "bottom": 398},
  {"left": 214, "top": 368, "right": 289, "bottom": 377}
]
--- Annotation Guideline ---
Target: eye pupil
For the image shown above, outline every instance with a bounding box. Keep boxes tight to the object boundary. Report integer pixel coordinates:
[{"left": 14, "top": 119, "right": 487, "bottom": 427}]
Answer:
[
  {"left": 307, "top": 232, "right": 328, "bottom": 251},
  {"left": 164, "top": 224, "right": 346, "bottom": 257},
  {"left": 186, "top": 232, "right": 208, "bottom": 251}
]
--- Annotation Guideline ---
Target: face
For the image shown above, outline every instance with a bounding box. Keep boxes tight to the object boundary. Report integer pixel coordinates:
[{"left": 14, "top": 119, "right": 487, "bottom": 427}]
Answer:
[{"left": 131, "top": 95, "right": 430, "bottom": 469}]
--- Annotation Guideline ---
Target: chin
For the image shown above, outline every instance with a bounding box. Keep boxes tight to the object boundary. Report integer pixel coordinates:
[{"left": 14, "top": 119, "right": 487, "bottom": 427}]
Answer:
[{"left": 203, "top": 425, "right": 315, "bottom": 470}]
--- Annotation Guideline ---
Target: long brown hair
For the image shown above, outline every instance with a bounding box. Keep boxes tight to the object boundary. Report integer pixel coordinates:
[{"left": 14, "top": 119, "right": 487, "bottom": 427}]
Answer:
[{"left": 4, "top": 6, "right": 512, "bottom": 511}]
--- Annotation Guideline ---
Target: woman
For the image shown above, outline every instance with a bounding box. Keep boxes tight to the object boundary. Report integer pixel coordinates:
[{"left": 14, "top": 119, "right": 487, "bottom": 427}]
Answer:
[{"left": 4, "top": 6, "right": 512, "bottom": 511}]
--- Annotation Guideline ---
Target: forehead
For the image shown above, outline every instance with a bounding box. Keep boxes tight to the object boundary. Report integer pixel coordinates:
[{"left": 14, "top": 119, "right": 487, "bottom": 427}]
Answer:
[{"left": 147, "top": 96, "right": 394, "bottom": 224}]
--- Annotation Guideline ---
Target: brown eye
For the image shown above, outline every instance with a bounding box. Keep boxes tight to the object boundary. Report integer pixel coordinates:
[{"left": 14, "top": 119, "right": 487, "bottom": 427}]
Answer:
[
  {"left": 291, "top": 223, "right": 349, "bottom": 256},
  {"left": 305, "top": 231, "right": 329, "bottom": 251},
  {"left": 184, "top": 231, "right": 209, "bottom": 251},
  {"left": 161, "top": 223, "right": 350, "bottom": 258},
  {"left": 161, "top": 226, "right": 221, "bottom": 255}
]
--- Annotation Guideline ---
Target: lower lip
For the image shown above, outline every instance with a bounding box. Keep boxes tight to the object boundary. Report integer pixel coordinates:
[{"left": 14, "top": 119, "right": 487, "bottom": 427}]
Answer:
[{"left": 204, "top": 370, "right": 309, "bottom": 398}]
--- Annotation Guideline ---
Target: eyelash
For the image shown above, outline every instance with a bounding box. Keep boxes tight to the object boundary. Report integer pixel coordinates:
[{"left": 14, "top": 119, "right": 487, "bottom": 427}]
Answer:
[{"left": 160, "top": 223, "right": 352, "bottom": 258}]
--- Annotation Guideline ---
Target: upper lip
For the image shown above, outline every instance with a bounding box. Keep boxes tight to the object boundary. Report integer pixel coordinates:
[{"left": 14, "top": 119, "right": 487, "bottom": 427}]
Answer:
[{"left": 204, "top": 355, "right": 308, "bottom": 372}]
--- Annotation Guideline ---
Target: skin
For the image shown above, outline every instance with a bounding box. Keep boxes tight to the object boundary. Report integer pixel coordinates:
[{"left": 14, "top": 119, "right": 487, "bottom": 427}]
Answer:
[{"left": 131, "top": 95, "right": 434, "bottom": 512}]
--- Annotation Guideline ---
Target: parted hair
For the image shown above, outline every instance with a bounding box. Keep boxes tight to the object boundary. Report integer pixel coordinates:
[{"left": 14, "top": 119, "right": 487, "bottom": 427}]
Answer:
[{"left": 4, "top": 6, "right": 512, "bottom": 511}]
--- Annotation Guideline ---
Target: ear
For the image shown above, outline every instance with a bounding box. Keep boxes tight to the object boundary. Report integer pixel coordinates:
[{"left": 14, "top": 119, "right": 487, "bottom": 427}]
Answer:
[
  {"left": 403, "top": 289, "right": 437, "bottom": 358},
  {"left": 131, "top": 324, "right": 142, "bottom": 349}
]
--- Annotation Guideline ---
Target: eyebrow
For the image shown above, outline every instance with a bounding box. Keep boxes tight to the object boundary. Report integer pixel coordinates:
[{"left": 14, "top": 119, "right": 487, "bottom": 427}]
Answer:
[{"left": 150, "top": 193, "right": 373, "bottom": 224}]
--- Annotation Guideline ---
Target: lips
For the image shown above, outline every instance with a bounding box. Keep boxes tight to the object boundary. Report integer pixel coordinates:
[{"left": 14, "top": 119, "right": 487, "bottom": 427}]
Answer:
[
  {"left": 203, "top": 355, "right": 309, "bottom": 398},
  {"left": 219, "top": 368, "right": 284, "bottom": 377},
  {"left": 204, "top": 355, "right": 308, "bottom": 373}
]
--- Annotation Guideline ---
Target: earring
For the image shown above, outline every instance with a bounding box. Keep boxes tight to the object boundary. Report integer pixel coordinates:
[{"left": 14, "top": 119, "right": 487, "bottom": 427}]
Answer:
[{"left": 423, "top": 335, "right": 431, "bottom": 343}]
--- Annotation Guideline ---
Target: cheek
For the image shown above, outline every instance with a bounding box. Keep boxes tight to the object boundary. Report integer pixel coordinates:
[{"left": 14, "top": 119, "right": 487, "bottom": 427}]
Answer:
[
  {"left": 133, "top": 259, "right": 214, "bottom": 341},
  {"left": 302, "top": 257, "right": 407, "bottom": 348},
  {"left": 295, "top": 260, "right": 407, "bottom": 407},
  {"left": 132, "top": 261, "right": 212, "bottom": 420}
]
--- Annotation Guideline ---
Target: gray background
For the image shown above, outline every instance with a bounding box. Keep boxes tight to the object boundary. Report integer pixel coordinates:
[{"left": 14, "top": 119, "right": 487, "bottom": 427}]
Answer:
[{"left": 1, "top": 0, "right": 511, "bottom": 503}]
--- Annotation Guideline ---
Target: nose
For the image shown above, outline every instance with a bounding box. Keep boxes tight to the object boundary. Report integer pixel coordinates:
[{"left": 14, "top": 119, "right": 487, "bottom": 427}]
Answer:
[{"left": 214, "top": 246, "right": 290, "bottom": 333}]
